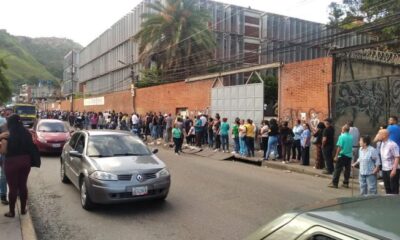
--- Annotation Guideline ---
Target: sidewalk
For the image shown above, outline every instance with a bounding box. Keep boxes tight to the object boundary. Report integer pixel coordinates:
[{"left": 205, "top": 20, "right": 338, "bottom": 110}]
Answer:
[
  {"left": 148, "top": 138, "right": 356, "bottom": 181},
  {"left": 0, "top": 202, "right": 37, "bottom": 240}
]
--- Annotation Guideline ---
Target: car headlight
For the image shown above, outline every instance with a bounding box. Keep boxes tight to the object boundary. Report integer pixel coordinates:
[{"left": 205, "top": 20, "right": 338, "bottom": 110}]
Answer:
[
  {"left": 37, "top": 135, "right": 47, "bottom": 143},
  {"left": 90, "top": 171, "right": 118, "bottom": 181},
  {"left": 156, "top": 168, "right": 170, "bottom": 178}
]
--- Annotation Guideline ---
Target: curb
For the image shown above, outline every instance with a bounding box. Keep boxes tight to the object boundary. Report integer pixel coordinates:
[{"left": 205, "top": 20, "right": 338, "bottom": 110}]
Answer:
[{"left": 18, "top": 203, "right": 37, "bottom": 240}]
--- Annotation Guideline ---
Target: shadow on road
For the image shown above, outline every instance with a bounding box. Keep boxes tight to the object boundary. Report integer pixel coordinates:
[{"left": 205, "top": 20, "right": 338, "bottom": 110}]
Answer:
[{"left": 91, "top": 199, "right": 175, "bottom": 217}]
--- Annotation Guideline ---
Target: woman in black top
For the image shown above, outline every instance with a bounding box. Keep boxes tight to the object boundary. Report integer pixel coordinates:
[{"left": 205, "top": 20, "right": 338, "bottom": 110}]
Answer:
[{"left": 0, "top": 114, "right": 33, "bottom": 218}]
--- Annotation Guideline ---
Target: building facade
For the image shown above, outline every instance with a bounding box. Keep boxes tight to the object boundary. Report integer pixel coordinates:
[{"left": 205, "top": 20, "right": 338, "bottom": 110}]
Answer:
[
  {"left": 62, "top": 50, "right": 80, "bottom": 97},
  {"left": 76, "top": 0, "right": 371, "bottom": 96}
]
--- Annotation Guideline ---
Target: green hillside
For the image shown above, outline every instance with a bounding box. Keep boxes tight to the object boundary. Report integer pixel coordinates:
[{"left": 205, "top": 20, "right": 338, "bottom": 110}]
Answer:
[{"left": 0, "top": 30, "right": 82, "bottom": 91}]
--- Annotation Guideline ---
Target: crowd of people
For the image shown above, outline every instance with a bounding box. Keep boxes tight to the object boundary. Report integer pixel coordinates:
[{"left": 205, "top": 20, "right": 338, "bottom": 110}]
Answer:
[{"left": 0, "top": 107, "right": 398, "bottom": 218}]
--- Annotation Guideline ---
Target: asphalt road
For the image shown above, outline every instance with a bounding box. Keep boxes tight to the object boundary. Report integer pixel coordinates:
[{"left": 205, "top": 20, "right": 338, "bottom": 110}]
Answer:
[{"left": 28, "top": 148, "right": 352, "bottom": 240}]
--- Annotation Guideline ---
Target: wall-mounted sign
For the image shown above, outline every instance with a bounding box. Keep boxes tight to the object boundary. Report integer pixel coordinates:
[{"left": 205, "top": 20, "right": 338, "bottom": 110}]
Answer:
[{"left": 84, "top": 97, "right": 105, "bottom": 106}]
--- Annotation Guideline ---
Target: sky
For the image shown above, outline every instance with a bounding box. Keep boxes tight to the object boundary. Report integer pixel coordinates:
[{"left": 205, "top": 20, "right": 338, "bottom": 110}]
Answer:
[{"left": 0, "top": 0, "right": 341, "bottom": 47}]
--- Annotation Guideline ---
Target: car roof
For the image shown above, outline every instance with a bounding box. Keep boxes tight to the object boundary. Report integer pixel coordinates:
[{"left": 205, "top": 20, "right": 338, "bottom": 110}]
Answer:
[
  {"left": 38, "top": 119, "right": 64, "bottom": 123},
  {"left": 82, "top": 130, "right": 131, "bottom": 136},
  {"left": 296, "top": 196, "right": 400, "bottom": 240}
]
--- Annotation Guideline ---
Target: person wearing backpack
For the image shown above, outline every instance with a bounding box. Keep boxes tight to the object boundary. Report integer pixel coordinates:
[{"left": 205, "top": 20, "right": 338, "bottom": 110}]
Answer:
[{"left": 280, "top": 121, "right": 294, "bottom": 164}]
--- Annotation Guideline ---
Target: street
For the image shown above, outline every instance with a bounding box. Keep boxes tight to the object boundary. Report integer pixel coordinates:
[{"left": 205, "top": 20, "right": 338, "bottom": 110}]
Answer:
[{"left": 28, "top": 148, "right": 352, "bottom": 240}]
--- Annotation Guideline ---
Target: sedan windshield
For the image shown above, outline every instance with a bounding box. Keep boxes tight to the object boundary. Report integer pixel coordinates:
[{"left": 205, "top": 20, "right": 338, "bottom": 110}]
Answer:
[
  {"left": 87, "top": 135, "right": 151, "bottom": 157},
  {"left": 37, "top": 122, "right": 68, "bottom": 132}
]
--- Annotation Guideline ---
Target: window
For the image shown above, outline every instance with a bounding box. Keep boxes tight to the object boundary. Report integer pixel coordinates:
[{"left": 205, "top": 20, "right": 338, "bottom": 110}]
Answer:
[
  {"left": 87, "top": 135, "right": 151, "bottom": 157},
  {"left": 37, "top": 122, "right": 68, "bottom": 133},
  {"left": 69, "top": 133, "right": 81, "bottom": 148},
  {"left": 75, "top": 135, "right": 85, "bottom": 154}
]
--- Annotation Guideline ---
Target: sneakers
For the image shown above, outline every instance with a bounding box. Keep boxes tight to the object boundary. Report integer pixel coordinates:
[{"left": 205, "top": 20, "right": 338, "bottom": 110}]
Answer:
[
  {"left": 342, "top": 183, "right": 349, "bottom": 188},
  {"left": 328, "top": 183, "right": 338, "bottom": 188}
]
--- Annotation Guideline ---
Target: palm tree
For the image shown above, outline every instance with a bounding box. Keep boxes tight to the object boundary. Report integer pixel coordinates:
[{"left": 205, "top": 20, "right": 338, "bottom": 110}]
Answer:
[
  {"left": 0, "top": 58, "right": 12, "bottom": 104},
  {"left": 134, "top": 0, "right": 216, "bottom": 78}
]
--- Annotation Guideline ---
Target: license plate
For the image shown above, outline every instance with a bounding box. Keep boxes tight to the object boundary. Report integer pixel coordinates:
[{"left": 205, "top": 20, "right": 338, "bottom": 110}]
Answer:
[
  {"left": 52, "top": 144, "right": 61, "bottom": 148},
  {"left": 132, "top": 186, "right": 148, "bottom": 196}
]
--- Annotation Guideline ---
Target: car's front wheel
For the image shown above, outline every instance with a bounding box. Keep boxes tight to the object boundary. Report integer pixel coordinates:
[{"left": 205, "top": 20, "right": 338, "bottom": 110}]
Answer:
[
  {"left": 60, "top": 160, "right": 70, "bottom": 184},
  {"left": 80, "top": 179, "right": 95, "bottom": 210}
]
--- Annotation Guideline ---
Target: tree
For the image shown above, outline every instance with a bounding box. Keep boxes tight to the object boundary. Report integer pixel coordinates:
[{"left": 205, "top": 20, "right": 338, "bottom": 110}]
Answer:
[
  {"left": 0, "top": 58, "right": 12, "bottom": 104},
  {"left": 134, "top": 0, "right": 216, "bottom": 78},
  {"left": 328, "top": 0, "right": 400, "bottom": 50}
]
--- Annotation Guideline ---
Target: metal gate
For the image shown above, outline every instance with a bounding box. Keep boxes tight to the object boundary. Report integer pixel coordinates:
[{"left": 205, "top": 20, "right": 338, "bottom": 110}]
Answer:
[
  {"left": 211, "top": 78, "right": 264, "bottom": 125},
  {"left": 331, "top": 75, "right": 400, "bottom": 136}
]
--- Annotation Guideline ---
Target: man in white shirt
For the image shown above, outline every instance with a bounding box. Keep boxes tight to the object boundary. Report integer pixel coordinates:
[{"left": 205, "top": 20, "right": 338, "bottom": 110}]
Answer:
[
  {"left": 376, "top": 129, "right": 400, "bottom": 194},
  {"left": 348, "top": 121, "right": 360, "bottom": 162}
]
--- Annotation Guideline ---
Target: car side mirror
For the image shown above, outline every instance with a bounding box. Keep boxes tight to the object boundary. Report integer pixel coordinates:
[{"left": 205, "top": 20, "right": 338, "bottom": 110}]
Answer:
[
  {"left": 69, "top": 150, "right": 83, "bottom": 158},
  {"left": 152, "top": 149, "right": 159, "bottom": 154}
]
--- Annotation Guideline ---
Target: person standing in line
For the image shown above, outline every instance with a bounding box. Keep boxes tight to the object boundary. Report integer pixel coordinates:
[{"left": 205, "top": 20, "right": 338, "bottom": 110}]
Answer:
[
  {"left": 264, "top": 119, "right": 279, "bottom": 161},
  {"left": 194, "top": 116, "right": 203, "bottom": 148},
  {"left": 387, "top": 116, "right": 400, "bottom": 149},
  {"left": 172, "top": 123, "right": 182, "bottom": 155},
  {"left": 97, "top": 112, "right": 106, "bottom": 129},
  {"left": 213, "top": 116, "right": 221, "bottom": 151},
  {"left": 300, "top": 123, "right": 311, "bottom": 166},
  {"left": 291, "top": 120, "right": 303, "bottom": 162},
  {"left": 232, "top": 118, "right": 240, "bottom": 154},
  {"left": 187, "top": 124, "right": 195, "bottom": 145},
  {"left": 157, "top": 112, "right": 164, "bottom": 139},
  {"left": 0, "top": 112, "right": 8, "bottom": 205},
  {"left": 176, "top": 117, "right": 185, "bottom": 152},
  {"left": 322, "top": 118, "right": 335, "bottom": 174},
  {"left": 313, "top": 122, "right": 325, "bottom": 169},
  {"left": 131, "top": 112, "right": 139, "bottom": 134},
  {"left": 375, "top": 129, "right": 400, "bottom": 194},
  {"left": 239, "top": 119, "right": 247, "bottom": 156},
  {"left": 207, "top": 117, "right": 214, "bottom": 149},
  {"left": 348, "top": 121, "right": 360, "bottom": 163},
  {"left": 260, "top": 120, "right": 269, "bottom": 161},
  {"left": 280, "top": 121, "right": 294, "bottom": 164},
  {"left": 165, "top": 113, "right": 173, "bottom": 143},
  {"left": 245, "top": 119, "right": 255, "bottom": 157},
  {"left": 0, "top": 115, "right": 33, "bottom": 217},
  {"left": 352, "top": 135, "right": 380, "bottom": 195},
  {"left": 329, "top": 124, "right": 353, "bottom": 189},
  {"left": 220, "top": 118, "right": 230, "bottom": 153},
  {"left": 200, "top": 114, "right": 208, "bottom": 145}
]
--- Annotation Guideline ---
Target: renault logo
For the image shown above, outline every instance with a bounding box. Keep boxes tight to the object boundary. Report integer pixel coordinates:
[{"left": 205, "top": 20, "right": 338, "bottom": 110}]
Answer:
[{"left": 136, "top": 174, "right": 144, "bottom": 182}]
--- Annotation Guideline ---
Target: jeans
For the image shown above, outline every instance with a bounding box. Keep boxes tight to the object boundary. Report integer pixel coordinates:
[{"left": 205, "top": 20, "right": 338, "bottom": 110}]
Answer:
[
  {"left": 221, "top": 135, "right": 229, "bottom": 151},
  {"left": 233, "top": 137, "right": 240, "bottom": 153},
  {"left": 208, "top": 132, "right": 214, "bottom": 148},
  {"left": 195, "top": 131, "right": 203, "bottom": 148},
  {"left": 239, "top": 137, "right": 247, "bottom": 156},
  {"left": 0, "top": 157, "right": 7, "bottom": 198},
  {"left": 291, "top": 140, "right": 301, "bottom": 160},
  {"left": 215, "top": 133, "right": 221, "bottom": 149},
  {"left": 282, "top": 143, "right": 292, "bottom": 161},
  {"left": 265, "top": 136, "right": 278, "bottom": 160},
  {"left": 173, "top": 138, "right": 181, "bottom": 153},
  {"left": 332, "top": 156, "right": 352, "bottom": 186},
  {"left": 246, "top": 137, "right": 255, "bottom": 157},
  {"left": 301, "top": 146, "right": 310, "bottom": 166},
  {"left": 359, "top": 174, "right": 377, "bottom": 195},
  {"left": 382, "top": 169, "right": 400, "bottom": 194},
  {"left": 322, "top": 145, "right": 335, "bottom": 173},
  {"left": 261, "top": 137, "right": 268, "bottom": 159}
]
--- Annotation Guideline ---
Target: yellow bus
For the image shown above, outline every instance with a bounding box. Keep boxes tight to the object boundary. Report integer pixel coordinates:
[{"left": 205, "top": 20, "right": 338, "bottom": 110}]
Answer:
[{"left": 7, "top": 103, "right": 37, "bottom": 127}]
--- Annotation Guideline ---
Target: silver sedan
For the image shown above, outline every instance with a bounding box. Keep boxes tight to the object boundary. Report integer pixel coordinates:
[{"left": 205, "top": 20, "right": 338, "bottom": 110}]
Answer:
[{"left": 60, "top": 130, "right": 171, "bottom": 210}]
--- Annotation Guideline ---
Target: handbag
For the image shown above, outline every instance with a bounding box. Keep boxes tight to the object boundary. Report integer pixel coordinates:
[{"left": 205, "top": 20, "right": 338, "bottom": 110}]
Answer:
[
  {"left": 30, "top": 143, "right": 41, "bottom": 168},
  {"left": 311, "top": 137, "right": 318, "bottom": 144}
]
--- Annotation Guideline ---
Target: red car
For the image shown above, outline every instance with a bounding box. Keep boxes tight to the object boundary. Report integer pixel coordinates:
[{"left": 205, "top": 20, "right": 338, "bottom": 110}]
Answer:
[{"left": 31, "top": 119, "right": 72, "bottom": 153}]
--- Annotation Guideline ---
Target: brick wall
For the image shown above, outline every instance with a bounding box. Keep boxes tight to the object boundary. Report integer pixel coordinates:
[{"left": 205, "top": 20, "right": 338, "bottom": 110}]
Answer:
[
  {"left": 53, "top": 80, "right": 213, "bottom": 116},
  {"left": 135, "top": 80, "right": 213, "bottom": 115},
  {"left": 279, "top": 57, "right": 332, "bottom": 129}
]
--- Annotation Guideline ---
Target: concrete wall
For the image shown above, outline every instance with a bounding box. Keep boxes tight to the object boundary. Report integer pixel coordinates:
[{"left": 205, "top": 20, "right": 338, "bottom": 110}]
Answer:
[
  {"left": 279, "top": 57, "right": 333, "bottom": 130},
  {"left": 335, "top": 58, "right": 400, "bottom": 82}
]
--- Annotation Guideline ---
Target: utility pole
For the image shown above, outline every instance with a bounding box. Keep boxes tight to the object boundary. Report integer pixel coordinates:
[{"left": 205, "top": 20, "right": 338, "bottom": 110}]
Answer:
[
  {"left": 70, "top": 51, "right": 75, "bottom": 113},
  {"left": 119, "top": 55, "right": 136, "bottom": 113}
]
